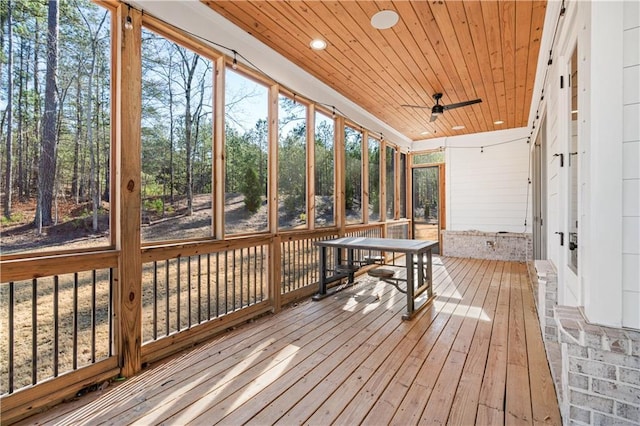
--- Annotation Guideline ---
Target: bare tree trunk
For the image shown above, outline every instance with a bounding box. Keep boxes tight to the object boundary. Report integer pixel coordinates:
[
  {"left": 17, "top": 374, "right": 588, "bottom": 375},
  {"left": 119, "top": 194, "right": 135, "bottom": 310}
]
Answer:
[
  {"left": 17, "top": 33, "right": 25, "bottom": 201},
  {"left": 72, "top": 74, "right": 82, "bottom": 203},
  {"left": 35, "top": 0, "right": 59, "bottom": 229},
  {"left": 4, "top": 0, "right": 14, "bottom": 219}
]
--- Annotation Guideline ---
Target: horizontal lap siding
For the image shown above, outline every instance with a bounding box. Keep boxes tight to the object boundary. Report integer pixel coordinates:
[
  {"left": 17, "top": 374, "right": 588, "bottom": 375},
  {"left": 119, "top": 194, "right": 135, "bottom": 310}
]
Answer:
[
  {"left": 622, "top": 0, "right": 640, "bottom": 329},
  {"left": 448, "top": 135, "right": 531, "bottom": 233}
]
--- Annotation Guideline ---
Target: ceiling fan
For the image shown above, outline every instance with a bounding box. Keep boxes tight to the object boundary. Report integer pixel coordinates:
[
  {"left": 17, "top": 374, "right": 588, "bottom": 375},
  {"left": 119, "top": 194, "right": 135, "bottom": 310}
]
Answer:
[{"left": 401, "top": 93, "right": 482, "bottom": 122}]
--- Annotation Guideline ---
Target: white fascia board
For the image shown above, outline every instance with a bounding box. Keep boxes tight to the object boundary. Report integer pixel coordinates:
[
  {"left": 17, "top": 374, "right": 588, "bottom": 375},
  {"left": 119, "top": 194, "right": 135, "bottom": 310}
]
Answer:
[{"left": 132, "top": 0, "right": 412, "bottom": 149}]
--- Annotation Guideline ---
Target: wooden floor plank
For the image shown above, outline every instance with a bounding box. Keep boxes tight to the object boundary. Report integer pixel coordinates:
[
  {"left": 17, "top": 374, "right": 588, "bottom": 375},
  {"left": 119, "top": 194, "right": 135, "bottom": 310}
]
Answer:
[
  {"left": 19, "top": 257, "right": 560, "bottom": 426},
  {"left": 521, "top": 263, "right": 562, "bottom": 425},
  {"left": 389, "top": 258, "right": 490, "bottom": 425},
  {"left": 447, "top": 261, "right": 505, "bottom": 425},
  {"left": 506, "top": 263, "right": 533, "bottom": 425},
  {"left": 477, "top": 261, "right": 512, "bottom": 420}
]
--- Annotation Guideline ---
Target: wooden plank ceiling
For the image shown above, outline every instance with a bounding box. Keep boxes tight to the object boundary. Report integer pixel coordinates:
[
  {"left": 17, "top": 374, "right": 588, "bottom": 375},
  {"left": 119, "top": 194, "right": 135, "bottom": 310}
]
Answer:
[{"left": 202, "top": 0, "right": 546, "bottom": 141}]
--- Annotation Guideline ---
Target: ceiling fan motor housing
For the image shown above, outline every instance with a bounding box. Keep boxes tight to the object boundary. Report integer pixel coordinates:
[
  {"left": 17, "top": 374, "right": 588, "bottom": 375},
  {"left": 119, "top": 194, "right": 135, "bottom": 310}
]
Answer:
[{"left": 432, "top": 104, "right": 444, "bottom": 115}]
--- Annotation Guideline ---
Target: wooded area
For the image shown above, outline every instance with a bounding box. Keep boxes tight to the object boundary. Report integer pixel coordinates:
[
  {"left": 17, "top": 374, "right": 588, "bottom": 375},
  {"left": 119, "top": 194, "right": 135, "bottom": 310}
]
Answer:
[{"left": 0, "top": 0, "right": 341, "bottom": 252}]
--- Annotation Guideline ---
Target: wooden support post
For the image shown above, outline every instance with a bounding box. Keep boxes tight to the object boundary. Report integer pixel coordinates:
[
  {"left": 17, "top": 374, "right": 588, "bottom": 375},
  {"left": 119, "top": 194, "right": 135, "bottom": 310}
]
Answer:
[
  {"left": 307, "top": 104, "right": 316, "bottom": 229},
  {"left": 268, "top": 84, "right": 279, "bottom": 234},
  {"left": 270, "top": 236, "right": 282, "bottom": 312},
  {"left": 407, "top": 153, "right": 414, "bottom": 239},
  {"left": 213, "top": 57, "right": 225, "bottom": 240},
  {"left": 380, "top": 139, "right": 387, "bottom": 223},
  {"left": 268, "top": 84, "right": 280, "bottom": 311},
  {"left": 362, "top": 131, "right": 369, "bottom": 225},
  {"left": 335, "top": 116, "right": 345, "bottom": 236},
  {"left": 115, "top": 4, "right": 142, "bottom": 378},
  {"left": 394, "top": 148, "right": 400, "bottom": 220}
]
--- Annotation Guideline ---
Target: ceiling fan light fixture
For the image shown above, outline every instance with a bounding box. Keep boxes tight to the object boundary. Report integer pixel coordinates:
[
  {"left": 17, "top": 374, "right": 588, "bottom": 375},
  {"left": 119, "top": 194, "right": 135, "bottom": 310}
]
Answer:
[
  {"left": 310, "top": 39, "right": 327, "bottom": 50},
  {"left": 371, "top": 10, "right": 399, "bottom": 30},
  {"left": 452, "top": 125, "right": 465, "bottom": 130}
]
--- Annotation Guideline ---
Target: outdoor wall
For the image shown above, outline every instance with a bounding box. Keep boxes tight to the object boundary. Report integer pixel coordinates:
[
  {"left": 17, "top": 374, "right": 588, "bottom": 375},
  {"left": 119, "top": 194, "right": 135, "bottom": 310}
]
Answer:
[
  {"left": 622, "top": 0, "right": 640, "bottom": 330},
  {"left": 413, "top": 127, "right": 533, "bottom": 235}
]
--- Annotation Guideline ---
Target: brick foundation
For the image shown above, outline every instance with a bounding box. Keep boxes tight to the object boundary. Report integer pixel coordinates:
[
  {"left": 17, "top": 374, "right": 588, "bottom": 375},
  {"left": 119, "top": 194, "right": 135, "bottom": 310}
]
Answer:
[
  {"left": 532, "top": 262, "right": 640, "bottom": 425},
  {"left": 442, "top": 230, "right": 532, "bottom": 261}
]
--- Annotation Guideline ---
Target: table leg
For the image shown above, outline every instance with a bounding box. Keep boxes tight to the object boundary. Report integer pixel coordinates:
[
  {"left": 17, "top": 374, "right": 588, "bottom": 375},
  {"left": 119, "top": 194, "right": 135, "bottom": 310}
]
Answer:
[
  {"left": 347, "top": 249, "right": 355, "bottom": 283},
  {"left": 427, "top": 249, "right": 433, "bottom": 297},
  {"left": 403, "top": 253, "right": 415, "bottom": 320},
  {"left": 319, "top": 246, "right": 327, "bottom": 295}
]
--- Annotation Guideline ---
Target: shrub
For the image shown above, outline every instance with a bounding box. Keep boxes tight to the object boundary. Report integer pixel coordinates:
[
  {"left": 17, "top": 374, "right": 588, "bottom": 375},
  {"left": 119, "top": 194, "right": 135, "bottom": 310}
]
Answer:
[{"left": 243, "top": 167, "right": 262, "bottom": 213}]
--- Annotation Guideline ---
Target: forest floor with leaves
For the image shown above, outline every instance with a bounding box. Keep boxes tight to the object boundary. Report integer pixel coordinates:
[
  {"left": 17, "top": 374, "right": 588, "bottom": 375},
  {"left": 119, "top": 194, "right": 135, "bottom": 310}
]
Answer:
[{"left": 0, "top": 193, "right": 331, "bottom": 254}]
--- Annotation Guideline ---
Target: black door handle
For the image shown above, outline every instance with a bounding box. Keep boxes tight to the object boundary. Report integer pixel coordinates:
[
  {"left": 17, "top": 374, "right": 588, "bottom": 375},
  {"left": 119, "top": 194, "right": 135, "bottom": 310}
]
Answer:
[{"left": 555, "top": 231, "right": 564, "bottom": 246}]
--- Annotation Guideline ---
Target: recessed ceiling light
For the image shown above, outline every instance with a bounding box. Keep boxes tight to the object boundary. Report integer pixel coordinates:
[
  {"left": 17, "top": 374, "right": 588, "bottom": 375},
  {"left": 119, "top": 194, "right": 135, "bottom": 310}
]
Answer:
[
  {"left": 452, "top": 125, "right": 465, "bottom": 130},
  {"left": 371, "top": 10, "right": 399, "bottom": 30},
  {"left": 494, "top": 120, "right": 504, "bottom": 125},
  {"left": 420, "top": 131, "right": 430, "bottom": 135},
  {"left": 310, "top": 39, "right": 327, "bottom": 50}
]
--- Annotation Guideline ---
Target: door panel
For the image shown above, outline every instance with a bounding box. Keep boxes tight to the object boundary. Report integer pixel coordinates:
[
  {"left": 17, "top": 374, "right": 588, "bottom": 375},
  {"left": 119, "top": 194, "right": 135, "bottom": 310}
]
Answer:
[{"left": 412, "top": 166, "right": 442, "bottom": 254}]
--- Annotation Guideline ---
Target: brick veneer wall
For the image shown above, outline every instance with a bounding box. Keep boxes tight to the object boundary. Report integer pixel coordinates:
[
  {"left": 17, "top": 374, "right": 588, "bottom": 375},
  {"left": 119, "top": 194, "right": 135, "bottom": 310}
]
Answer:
[
  {"left": 442, "top": 230, "right": 532, "bottom": 261},
  {"left": 555, "top": 307, "right": 640, "bottom": 425},
  {"left": 533, "top": 262, "right": 640, "bottom": 425}
]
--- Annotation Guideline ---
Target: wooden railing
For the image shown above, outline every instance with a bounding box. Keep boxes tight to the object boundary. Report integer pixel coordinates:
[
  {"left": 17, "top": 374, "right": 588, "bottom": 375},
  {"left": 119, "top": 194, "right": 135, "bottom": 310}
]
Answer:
[
  {"left": 0, "top": 251, "right": 120, "bottom": 422},
  {"left": 0, "top": 220, "right": 413, "bottom": 423}
]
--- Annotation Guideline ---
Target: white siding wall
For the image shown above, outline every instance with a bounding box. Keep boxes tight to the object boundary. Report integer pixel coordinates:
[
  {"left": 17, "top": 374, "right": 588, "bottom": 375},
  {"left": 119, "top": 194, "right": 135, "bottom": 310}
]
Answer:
[
  {"left": 534, "top": 1, "right": 638, "bottom": 327},
  {"left": 413, "top": 128, "right": 532, "bottom": 234},
  {"left": 622, "top": 0, "right": 640, "bottom": 329}
]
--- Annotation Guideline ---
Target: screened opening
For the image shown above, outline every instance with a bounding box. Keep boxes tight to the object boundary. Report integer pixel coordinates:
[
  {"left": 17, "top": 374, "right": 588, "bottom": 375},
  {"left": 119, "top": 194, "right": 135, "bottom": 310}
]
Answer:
[
  {"left": 224, "top": 69, "right": 269, "bottom": 235},
  {"left": 140, "top": 28, "right": 213, "bottom": 242},
  {"left": 277, "top": 94, "right": 307, "bottom": 230},
  {"left": 314, "top": 112, "right": 335, "bottom": 227}
]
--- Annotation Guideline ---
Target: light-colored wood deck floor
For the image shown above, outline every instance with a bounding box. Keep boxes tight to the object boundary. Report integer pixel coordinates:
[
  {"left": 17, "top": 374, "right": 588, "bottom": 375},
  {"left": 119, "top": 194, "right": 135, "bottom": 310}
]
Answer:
[{"left": 23, "top": 257, "right": 560, "bottom": 425}]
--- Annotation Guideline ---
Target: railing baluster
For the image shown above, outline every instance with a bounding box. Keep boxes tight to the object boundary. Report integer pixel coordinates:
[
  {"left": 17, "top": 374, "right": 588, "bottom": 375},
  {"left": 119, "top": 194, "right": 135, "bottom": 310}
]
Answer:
[
  {"left": 197, "top": 254, "right": 202, "bottom": 324},
  {"left": 54, "top": 276, "right": 59, "bottom": 376},
  {"left": 207, "top": 253, "right": 211, "bottom": 320},
  {"left": 8, "top": 281, "right": 14, "bottom": 393},
  {"left": 32, "top": 279, "right": 38, "bottom": 385},
  {"left": 232, "top": 250, "right": 237, "bottom": 312},
  {"left": 260, "top": 245, "right": 264, "bottom": 301},
  {"left": 92, "top": 270, "right": 97, "bottom": 363},
  {"left": 153, "top": 261, "right": 158, "bottom": 341},
  {"left": 224, "top": 251, "right": 228, "bottom": 315},
  {"left": 73, "top": 272, "right": 78, "bottom": 371},
  {"left": 187, "top": 256, "right": 191, "bottom": 328},
  {"left": 109, "top": 268, "right": 114, "bottom": 357},
  {"left": 165, "top": 260, "right": 169, "bottom": 336},
  {"left": 215, "top": 252, "right": 220, "bottom": 318},
  {"left": 240, "top": 248, "right": 244, "bottom": 308},
  {"left": 176, "top": 258, "right": 181, "bottom": 331}
]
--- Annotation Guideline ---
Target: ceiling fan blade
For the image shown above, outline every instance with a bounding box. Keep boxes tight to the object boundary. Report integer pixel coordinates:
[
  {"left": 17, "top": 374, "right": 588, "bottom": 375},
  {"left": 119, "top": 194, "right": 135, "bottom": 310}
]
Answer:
[
  {"left": 401, "top": 104, "right": 431, "bottom": 109},
  {"left": 443, "top": 98, "right": 482, "bottom": 110},
  {"left": 430, "top": 114, "right": 438, "bottom": 122}
]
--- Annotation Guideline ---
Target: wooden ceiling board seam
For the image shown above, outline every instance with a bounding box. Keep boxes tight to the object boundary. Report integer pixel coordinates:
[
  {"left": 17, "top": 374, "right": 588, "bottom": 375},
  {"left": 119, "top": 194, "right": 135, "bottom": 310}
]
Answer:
[
  {"left": 462, "top": 1, "right": 501, "bottom": 129},
  {"left": 481, "top": 1, "right": 509, "bottom": 132},
  {"left": 446, "top": 1, "right": 494, "bottom": 132},
  {"left": 288, "top": 1, "right": 437, "bottom": 132},
  {"left": 222, "top": 1, "right": 393, "bottom": 118},
  {"left": 394, "top": 1, "right": 472, "bottom": 137},
  {"left": 254, "top": 1, "right": 383, "bottom": 105},
  {"left": 354, "top": 0, "right": 454, "bottom": 137},
  {"left": 300, "top": 1, "right": 433, "bottom": 132},
  {"left": 410, "top": 1, "right": 481, "bottom": 134},
  {"left": 514, "top": 1, "right": 533, "bottom": 128},
  {"left": 383, "top": 2, "right": 465, "bottom": 138},
  {"left": 499, "top": 1, "right": 517, "bottom": 129},
  {"left": 429, "top": 1, "right": 484, "bottom": 134},
  {"left": 524, "top": 1, "right": 546, "bottom": 127}
]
